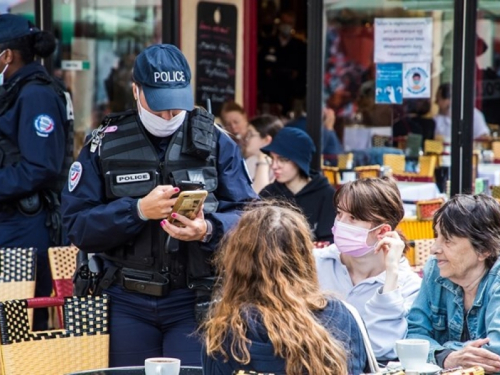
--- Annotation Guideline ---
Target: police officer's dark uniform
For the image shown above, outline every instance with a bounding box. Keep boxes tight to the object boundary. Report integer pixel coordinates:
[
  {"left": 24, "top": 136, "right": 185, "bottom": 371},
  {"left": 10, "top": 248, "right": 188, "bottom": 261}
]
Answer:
[
  {"left": 61, "top": 44, "right": 257, "bottom": 366},
  {"left": 0, "top": 14, "right": 73, "bottom": 330}
]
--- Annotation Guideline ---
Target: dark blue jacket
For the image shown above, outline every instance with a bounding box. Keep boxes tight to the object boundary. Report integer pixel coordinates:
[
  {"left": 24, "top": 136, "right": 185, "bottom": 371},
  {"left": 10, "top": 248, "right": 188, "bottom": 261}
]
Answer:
[
  {"left": 61, "top": 121, "right": 258, "bottom": 253},
  {"left": 202, "top": 298, "right": 368, "bottom": 375},
  {"left": 0, "top": 62, "right": 67, "bottom": 212}
]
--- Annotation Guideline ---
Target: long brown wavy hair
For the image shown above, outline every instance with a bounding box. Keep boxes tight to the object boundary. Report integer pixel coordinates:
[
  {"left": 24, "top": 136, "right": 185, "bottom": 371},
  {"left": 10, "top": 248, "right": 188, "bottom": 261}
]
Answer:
[{"left": 203, "top": 201, "right": 348, "bottom": 375}]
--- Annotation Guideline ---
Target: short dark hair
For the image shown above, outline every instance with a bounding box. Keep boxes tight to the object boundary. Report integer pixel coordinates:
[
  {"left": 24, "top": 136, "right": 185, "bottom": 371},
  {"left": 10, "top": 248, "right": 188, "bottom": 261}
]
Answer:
[
  {"left": 412, "top": 73, "right": 421, "bottom": 79},
  {"left": 434, "top": 194, "right": 500, "bottom": 269},
  {"left": 437, "top": 83, "right": 451, "bottom": 100},
  {"left": 249, "top": 115, "right": 283, "bottom": 139}
]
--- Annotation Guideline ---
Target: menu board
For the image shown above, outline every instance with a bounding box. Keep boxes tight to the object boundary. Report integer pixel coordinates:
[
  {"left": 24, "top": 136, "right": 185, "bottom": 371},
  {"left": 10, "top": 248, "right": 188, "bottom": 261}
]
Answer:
[{"left": 195, "top": 1, "right": 237, "bottom": 116}]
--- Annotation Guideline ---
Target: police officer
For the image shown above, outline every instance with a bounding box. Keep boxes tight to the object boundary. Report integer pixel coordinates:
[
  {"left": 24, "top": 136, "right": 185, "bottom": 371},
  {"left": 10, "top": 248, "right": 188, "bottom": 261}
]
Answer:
[
  {"left": 61, "top": 44, "right": 258, "bottom": 366},
  {"left": 0, "top": 14, "right": 73, "bottom": 330}
]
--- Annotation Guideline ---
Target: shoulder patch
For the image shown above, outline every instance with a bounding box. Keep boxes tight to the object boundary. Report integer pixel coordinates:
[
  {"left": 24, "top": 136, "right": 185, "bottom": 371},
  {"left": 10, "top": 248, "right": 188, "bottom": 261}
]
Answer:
[
  {"left": 34, "top": 114, "right": 55, "bottom": 137},
  {"left": 68, "top": 162, "right": 83, "bottom": 192}
]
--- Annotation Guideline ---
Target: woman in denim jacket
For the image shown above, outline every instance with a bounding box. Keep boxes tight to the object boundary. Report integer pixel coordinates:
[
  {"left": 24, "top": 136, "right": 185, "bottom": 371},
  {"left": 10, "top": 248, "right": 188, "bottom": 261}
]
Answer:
[{"left": 407, "top": 194, "right": 500, "bottom": 373}]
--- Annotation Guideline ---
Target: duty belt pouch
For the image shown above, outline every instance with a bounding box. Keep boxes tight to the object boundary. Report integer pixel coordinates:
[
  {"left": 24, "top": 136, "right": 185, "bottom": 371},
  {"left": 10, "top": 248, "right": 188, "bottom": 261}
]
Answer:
[
  {"left": 17, "top": 192, "right": 43, "bottom": 216},
  {"left": 121, "top": 268, "right": 170, "bottom": 297}
]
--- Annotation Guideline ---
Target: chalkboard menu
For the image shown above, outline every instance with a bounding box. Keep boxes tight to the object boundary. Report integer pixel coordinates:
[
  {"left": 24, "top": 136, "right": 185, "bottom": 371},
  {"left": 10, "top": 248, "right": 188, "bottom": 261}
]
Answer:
[{"left": 195, "top": 1, "right": 237, "bottom": 116}]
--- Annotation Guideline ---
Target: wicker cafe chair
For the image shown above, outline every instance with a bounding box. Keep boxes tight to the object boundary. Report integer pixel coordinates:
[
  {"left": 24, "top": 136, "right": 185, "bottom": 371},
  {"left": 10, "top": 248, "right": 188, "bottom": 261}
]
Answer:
[
  {"left": 48, "top": 246, "right": 80, "bottom": 328},
  {"left": 0, "top": 247, "right": 36, "bottom": 301},
  {"left": 492, "top": 141, "right": 500, "bottom": 162},
  {"left": 354, "top": 165, "right": 381, "bottom": 179},
  {"left": 397, "top": 217, "right": 435, "bottom": 266},
  {"left": 0, "top": 295, "right": 109, "bottom": 375},
  {"left": 382, "top": 154, "right": 406, "bottom": 174},
  {"left": 424, "top": 139, "right": 444, "bottom": 155},
  {"left": 337, "top": 153, "right": 354, "bottom": 169},
  {"left": 408, "top": 239, "right": 435, "bottom": 277},
  {"left": 322, "top": 166, "right": 341, "bottom": 186},
  {"left": 0, "top": 247, "right": 37, "bottom": 328}
]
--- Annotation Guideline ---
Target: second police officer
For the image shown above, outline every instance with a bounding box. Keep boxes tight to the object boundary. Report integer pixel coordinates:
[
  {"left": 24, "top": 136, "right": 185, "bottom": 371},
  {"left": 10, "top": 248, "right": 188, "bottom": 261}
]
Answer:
[
  {"left": 61, "top": 44, "right": 258, "bottom": 366},
  {"left": 0, "top": 14, "right": 73, "bottom": 331}
]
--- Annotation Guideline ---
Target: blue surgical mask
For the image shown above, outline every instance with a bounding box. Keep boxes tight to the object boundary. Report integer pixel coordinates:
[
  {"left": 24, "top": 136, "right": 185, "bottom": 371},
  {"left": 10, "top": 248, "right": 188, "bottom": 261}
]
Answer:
[{"left": 0, "top": 50, "right": 8, "bottom": 86}]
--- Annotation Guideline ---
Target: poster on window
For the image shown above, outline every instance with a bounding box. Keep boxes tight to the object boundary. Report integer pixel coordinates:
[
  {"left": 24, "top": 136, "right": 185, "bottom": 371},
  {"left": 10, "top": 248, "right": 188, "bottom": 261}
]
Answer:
[
  {"left": 402, "top": 63, "right": 431, "bottom": 98},
  {"left": 375, "top": 63, "right": 403, "bottom": 104},
  {"left": 374, "top": 18, "right": 433, "bottom": 63}
]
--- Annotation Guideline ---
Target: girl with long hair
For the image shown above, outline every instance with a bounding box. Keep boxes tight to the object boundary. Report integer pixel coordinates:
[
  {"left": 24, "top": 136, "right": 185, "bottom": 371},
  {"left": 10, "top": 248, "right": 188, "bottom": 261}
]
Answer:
[{"left": 202, "top": 201, "right": 368, "bottom": 375}]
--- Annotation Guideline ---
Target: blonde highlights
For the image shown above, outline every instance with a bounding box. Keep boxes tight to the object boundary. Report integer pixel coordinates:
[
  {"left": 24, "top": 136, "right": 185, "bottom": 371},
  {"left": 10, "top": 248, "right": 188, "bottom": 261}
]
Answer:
[{"left": 203, "top": 201, "right": 348, "bottom": 375}]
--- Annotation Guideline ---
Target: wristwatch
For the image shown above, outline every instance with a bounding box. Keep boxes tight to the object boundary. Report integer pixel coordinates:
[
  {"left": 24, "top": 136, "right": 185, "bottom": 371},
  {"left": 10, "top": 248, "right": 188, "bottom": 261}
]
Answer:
[{"left": 201, "top": 220, "right": 213, "bottom": 243}]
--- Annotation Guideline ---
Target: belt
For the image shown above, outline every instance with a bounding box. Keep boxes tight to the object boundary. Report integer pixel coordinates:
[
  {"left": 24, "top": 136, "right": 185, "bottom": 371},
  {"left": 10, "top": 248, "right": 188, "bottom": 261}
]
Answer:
[{"left": 113, "top": 267, "right": 187, "bottom": 297}]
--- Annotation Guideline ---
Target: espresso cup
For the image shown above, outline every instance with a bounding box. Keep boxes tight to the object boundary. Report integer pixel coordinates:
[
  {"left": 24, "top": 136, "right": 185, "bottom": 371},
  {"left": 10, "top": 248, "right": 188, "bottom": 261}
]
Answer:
[
  {"left": 145, "top": 357, "right": 181, "bottom": 375},
  {"left": 395, "top": 339, "right": 429, "bottom": 370}
]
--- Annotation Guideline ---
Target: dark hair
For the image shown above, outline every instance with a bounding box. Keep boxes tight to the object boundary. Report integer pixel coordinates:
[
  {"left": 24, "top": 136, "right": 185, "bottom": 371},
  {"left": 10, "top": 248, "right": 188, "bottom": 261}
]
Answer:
[
  {"left": 249, "top": 115, "right": 283, "bottom": 139},
  {"left": 433, "top": 194, "right": 500, "bottom": 269},
  {"left": 0, "top": 30, "right": 56, "bottom": 63},
  {"left": 412, "top": 73, "right": 421, "bottom": 79},
  {"left": 405, "top": 99, "right": 431, "bottom": 116},
  {"left": 437, "top": 83, "right": 451, "bottom": 100}
]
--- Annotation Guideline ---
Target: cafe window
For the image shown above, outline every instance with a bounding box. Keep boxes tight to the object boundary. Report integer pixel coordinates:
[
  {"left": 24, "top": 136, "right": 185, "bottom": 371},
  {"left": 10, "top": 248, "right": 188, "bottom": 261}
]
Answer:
[{"left": 323, "top": 0, "right": 500, "bottom": 192}]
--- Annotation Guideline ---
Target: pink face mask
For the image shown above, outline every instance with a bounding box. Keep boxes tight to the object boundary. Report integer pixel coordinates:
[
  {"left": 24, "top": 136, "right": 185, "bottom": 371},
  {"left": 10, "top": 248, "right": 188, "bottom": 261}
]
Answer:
[{"left": 332, "top": 220, "right": 383, "bottom": 258}]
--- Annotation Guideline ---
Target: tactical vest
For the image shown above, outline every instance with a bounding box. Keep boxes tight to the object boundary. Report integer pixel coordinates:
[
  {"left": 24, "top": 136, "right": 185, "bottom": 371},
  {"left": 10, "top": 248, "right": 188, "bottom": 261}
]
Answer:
[
  {"left": 0, "top": 73, "right": 75, "bottom": 194},
  {"left": 96, "top": 108, "right": 218, "bottom": 290}
]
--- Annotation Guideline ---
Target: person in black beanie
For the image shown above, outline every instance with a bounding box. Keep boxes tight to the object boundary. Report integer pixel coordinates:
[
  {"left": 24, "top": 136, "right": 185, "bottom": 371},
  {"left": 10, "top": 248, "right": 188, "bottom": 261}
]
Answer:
[{"left": 260, "top": 127, "right": 336, "bottom": 243}]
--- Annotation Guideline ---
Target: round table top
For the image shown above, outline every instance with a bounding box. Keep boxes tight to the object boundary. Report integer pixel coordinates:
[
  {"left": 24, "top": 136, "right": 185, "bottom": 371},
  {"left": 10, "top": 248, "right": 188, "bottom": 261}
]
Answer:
[{"left": 66, "top": 366, "right": 202, "bottom": 375}]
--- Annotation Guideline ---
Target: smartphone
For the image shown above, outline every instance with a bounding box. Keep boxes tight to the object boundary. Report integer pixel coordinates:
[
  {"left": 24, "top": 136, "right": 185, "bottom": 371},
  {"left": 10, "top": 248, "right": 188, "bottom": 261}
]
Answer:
[
  {"left": 172, "top": 180, "right": 206, "bottom": 198},
  {"left": 168, "top": 190, "right": 208, "bottom": 227}
]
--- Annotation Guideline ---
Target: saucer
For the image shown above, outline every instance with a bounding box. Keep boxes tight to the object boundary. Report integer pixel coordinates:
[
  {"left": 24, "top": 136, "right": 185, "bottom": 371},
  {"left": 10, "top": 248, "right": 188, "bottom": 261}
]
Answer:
[{"left": 405, "top": 363, "right": 441, "bottom": 374}]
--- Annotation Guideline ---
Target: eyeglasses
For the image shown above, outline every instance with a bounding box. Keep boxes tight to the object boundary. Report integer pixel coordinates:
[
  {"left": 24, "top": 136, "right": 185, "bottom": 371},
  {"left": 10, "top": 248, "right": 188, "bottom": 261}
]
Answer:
[{"left": 271, "top": 156, "right": 291, "bottom": 166}]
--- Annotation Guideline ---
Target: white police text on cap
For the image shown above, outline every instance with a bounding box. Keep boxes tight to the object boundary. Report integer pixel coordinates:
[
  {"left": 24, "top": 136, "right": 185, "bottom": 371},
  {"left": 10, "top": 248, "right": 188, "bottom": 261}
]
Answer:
[{"left": 154, "top": 71, "right": 186, "bottom": 83}]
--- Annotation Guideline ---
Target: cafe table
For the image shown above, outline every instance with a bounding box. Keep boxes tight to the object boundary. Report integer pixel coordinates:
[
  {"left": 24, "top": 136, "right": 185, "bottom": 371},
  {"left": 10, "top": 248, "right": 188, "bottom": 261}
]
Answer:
[
  {"left": 396, "top": 181, "right": 441, "bottom": 203},
  {"left": 396, "top": 181, "right": 442, "bottom": 217},
  {"left": 66, "top": 366, "right": 203, "bottom": 375}
]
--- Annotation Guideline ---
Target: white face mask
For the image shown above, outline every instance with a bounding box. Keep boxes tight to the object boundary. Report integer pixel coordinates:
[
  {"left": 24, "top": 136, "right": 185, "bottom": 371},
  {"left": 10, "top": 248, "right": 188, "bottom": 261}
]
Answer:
[
  {"left": 0, "top": 51, "right": 9, "bottom": 86},
  {"left": 135, "top": 87, "right": 186, "bottom": 137}
]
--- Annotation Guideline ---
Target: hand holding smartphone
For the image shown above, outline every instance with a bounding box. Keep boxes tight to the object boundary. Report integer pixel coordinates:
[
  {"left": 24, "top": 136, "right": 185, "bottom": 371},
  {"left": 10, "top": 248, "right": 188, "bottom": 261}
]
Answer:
[
  {"left": 172, "top": 180, "right": 206, "bottom": 198},
  {"left": 168, "top": 190, "right": 208, "bottom": 227}
]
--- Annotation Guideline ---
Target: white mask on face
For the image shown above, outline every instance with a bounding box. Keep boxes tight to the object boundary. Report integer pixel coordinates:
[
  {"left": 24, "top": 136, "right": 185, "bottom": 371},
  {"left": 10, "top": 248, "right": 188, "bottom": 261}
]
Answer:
[
  {"left": 0, "top": 51, "right": 9, "bottom": 86},
  {"left": 135, "top": 87, "right": 186, "bottom": 137}
]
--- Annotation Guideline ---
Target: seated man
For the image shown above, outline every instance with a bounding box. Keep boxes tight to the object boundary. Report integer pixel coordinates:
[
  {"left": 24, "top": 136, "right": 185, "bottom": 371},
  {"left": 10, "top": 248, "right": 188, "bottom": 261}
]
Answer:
[{"left": 434, "top": 83, "right": 490, "bottom": 143}]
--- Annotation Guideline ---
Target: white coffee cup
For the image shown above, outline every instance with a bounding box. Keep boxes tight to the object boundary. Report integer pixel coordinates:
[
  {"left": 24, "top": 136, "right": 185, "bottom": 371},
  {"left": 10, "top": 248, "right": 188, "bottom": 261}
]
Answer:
[
  {"left": 395, "top": 339, "right": 429, "bottom": 370},
  {"left": 145, "top": 357, "right": 181, "bottom": 375}
]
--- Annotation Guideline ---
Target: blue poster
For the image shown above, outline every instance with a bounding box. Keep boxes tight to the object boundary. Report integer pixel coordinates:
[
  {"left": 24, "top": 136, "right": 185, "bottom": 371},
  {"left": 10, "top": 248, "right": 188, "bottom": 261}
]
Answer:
[{"left": 375, "top": 63, "right": 403, "bottom": 104}]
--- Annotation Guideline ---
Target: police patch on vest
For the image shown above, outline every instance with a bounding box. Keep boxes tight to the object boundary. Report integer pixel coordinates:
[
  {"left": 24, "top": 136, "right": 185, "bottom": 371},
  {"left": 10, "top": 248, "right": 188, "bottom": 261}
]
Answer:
[
  {"left": 68, "top": 162, "right": 83, "bottom": 192},
  {"left": 34, "top": 114, "right": 55, "bottom": 137},
  {"left": 116, "top": 172, "right": 151, "bottom": 184}
]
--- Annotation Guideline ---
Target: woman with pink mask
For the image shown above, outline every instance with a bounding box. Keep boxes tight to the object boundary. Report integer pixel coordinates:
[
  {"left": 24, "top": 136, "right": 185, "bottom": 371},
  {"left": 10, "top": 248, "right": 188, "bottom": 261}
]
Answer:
[
  {"left": 260, "top": 127, "right": 336, "bottom": 243},
  {"left": 314, "top": 177, "right": 422, "bottom": 364}
]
